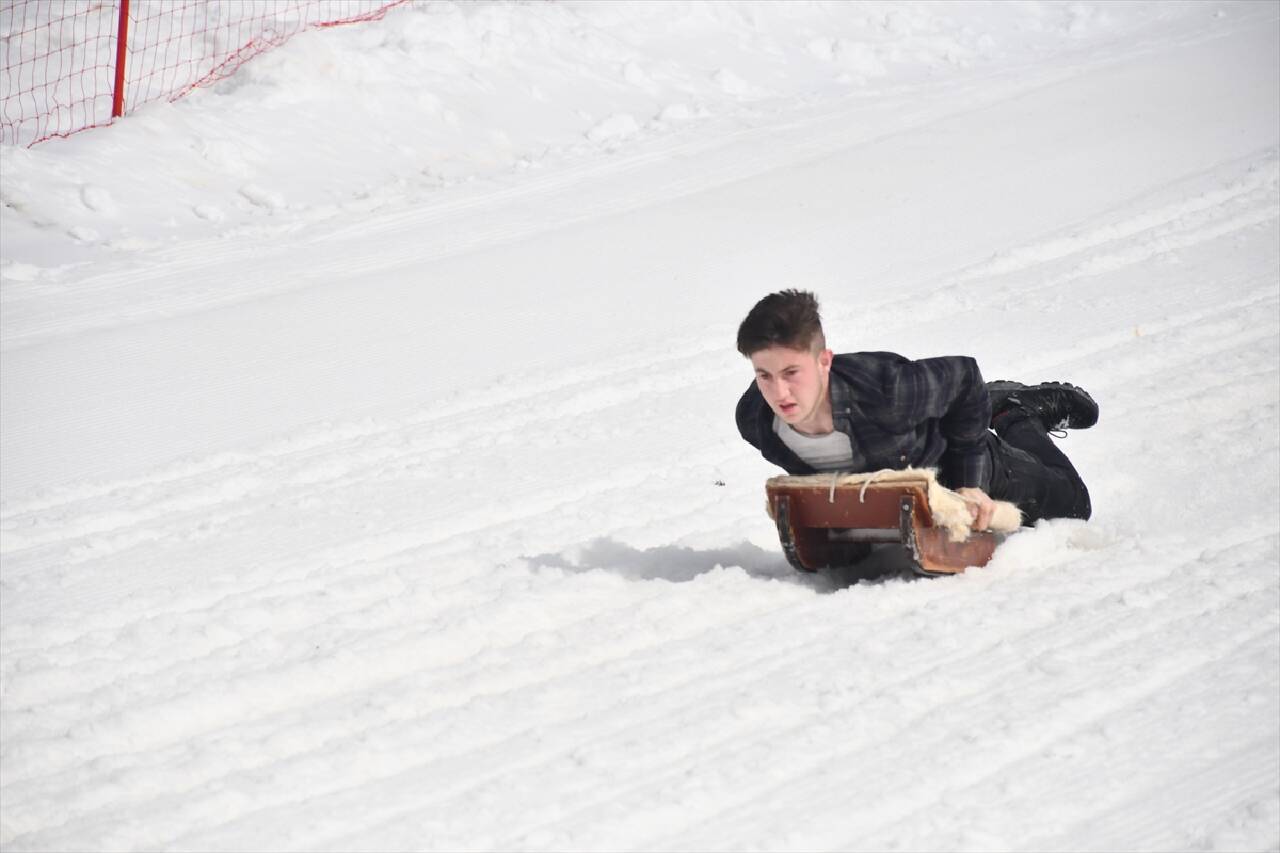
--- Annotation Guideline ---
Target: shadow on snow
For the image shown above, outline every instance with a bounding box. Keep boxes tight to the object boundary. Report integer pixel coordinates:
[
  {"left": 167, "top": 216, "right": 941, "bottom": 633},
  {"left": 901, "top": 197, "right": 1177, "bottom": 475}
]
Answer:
[{"left": 527, "top": 537, "right": 922, "bottom": 590}]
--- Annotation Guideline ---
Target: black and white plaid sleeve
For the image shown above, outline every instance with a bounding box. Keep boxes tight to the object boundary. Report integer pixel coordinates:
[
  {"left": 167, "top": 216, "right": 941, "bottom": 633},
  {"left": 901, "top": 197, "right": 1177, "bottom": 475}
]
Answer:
[{"left": 879, "top": 355, "right": 992, "bottom": 488}]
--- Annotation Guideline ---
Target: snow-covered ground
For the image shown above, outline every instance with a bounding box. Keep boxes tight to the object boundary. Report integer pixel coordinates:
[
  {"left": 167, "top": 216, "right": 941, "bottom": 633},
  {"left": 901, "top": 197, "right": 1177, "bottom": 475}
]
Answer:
[{"left": 1, "top": 1, "right": 1278, "bottom": 849}]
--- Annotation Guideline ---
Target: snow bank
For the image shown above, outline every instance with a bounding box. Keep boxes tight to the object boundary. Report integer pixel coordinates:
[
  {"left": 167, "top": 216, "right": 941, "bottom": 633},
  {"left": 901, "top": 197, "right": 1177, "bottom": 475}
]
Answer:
[{"left": 1, "top": 0, "right": 1208, "bottom": 269}]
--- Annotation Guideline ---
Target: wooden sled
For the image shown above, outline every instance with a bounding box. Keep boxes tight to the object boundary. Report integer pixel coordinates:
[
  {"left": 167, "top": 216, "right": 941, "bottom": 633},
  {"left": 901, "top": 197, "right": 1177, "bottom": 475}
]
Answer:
[{"left": 765, "top": 470, "right": 1019, "bottom": 577}]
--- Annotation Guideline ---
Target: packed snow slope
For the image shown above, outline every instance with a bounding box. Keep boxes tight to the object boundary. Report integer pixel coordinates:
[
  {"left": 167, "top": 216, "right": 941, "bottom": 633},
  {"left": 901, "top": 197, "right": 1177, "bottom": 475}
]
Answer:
[{"left": 2, "top": 1, "right": 1278, "bottom": 850}]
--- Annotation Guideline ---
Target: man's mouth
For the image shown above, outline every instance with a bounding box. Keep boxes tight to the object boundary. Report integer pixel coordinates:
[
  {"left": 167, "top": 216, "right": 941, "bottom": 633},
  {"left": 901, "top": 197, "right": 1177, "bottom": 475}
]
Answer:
[{"left": 779, "top": 402, "right": 798, "bottom": 415}]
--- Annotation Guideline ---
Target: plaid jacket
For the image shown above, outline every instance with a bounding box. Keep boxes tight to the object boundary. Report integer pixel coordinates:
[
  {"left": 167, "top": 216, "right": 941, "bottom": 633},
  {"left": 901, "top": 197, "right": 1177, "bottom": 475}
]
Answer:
[{"left": 735, "top": 351, "right": 992, "bottom": 489}]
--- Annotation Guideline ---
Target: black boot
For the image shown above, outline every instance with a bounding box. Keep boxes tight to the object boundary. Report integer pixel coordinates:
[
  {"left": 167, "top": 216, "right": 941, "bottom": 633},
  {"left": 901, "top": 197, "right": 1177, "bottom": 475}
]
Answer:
[{"left": 987, "top": 380, "right": 1099, "bottom": 431}]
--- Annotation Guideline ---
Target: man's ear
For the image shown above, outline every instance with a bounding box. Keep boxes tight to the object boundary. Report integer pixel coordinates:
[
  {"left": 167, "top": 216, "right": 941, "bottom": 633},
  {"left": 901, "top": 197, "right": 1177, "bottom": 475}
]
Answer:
[{"left": 818, "top": 349, "right": 833, "bottom": 371}]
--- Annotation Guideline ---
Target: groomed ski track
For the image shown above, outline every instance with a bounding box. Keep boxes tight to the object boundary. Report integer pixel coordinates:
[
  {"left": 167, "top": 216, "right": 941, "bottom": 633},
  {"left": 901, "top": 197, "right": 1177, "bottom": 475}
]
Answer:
[{"left": 1, "top": 4, "right": 1278, "bottom": 851}]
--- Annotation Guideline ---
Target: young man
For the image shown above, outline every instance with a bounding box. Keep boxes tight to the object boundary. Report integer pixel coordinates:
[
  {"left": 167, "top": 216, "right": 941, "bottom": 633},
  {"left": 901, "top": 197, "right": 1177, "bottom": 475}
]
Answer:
[{"left": 735, "top": 290, "right": 1095, "bottom": 529}]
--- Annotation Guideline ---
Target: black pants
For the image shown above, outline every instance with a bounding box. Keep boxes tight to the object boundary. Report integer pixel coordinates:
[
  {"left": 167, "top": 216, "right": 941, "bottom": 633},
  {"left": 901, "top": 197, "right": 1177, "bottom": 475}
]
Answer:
[{"left": 983, "top": 412, "right": 1091, "bottom": 525}]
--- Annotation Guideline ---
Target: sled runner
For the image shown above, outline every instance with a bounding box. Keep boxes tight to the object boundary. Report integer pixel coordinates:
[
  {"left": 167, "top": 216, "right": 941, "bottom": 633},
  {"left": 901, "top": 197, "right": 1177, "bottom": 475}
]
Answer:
[{"left": 765, "top": 469, "right": 1020, "bottom": 577}]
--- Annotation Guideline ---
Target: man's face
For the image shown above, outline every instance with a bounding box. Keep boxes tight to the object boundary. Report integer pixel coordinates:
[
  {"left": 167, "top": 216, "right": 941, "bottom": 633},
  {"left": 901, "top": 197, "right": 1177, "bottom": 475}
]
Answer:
[{"left": 749, "top": 344, "right": 833, "bottom": 431}]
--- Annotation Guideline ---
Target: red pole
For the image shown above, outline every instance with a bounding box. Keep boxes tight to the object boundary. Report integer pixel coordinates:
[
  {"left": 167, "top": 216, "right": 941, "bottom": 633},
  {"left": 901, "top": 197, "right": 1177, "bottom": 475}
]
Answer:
[{"left": 111, "top": 0, "right": 130, "bottom": 118}]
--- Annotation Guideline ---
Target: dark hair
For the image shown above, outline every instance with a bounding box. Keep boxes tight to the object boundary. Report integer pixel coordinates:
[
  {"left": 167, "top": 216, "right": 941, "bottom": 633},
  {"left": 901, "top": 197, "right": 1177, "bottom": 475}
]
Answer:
[{"left": 736, "top": 289, "right": 827, "bottom": 356}]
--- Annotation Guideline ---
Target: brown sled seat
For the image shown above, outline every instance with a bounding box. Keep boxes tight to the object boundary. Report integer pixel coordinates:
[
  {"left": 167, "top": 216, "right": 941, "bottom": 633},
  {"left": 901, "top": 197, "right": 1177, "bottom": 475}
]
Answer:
[{"left": 764, "top": 468, "right": 1020, "bottom": 576}]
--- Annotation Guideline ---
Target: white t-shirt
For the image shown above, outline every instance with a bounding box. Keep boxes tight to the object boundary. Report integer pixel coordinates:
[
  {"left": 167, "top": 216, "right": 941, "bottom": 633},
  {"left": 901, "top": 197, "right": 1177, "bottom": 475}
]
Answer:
[{"left": 773, "top": 415, "right": 854, "bottom": 472}]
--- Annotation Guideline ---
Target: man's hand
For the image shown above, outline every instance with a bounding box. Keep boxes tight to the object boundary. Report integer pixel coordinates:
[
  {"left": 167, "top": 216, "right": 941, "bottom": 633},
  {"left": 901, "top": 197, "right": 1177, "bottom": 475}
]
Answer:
[{"left": 957, "top": 487, "right": 996, "bottom": 531}]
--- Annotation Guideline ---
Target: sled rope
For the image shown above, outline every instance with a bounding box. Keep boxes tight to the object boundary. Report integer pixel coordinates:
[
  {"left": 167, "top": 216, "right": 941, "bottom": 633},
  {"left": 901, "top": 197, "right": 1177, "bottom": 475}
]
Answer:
[{"left": 858, "top": 469, "right": 895, "bottom": 503}]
